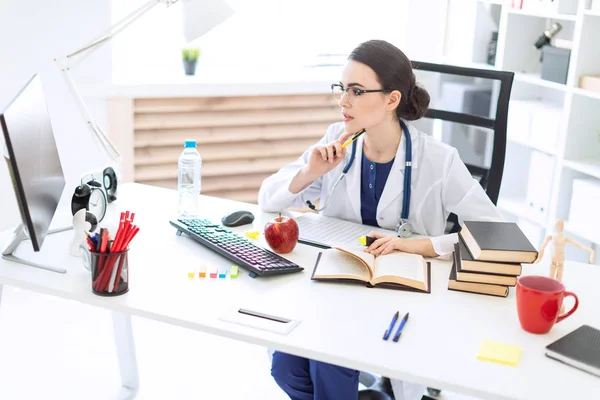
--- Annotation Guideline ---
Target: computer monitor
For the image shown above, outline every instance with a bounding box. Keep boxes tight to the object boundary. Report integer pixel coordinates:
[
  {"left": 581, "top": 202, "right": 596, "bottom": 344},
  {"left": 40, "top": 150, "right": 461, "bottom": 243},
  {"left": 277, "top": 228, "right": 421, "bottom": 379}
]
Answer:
[{"left": 1, "top": 74, "right": 67, "bottom": 273}]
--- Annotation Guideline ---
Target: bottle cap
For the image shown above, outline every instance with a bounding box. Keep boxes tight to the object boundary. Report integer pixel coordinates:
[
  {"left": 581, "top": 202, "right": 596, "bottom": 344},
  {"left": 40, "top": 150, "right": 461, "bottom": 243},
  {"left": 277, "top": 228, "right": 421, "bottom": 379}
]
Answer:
[{"left": 184, "top": 139, "right": 196, "bottom": 148}]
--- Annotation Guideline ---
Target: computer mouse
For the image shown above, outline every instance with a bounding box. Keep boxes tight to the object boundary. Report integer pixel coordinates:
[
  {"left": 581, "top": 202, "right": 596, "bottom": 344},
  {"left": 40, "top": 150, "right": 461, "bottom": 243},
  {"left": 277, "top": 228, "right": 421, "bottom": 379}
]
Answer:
[{"left": 221, "top": 210, "right": 255, "bottom": 227}]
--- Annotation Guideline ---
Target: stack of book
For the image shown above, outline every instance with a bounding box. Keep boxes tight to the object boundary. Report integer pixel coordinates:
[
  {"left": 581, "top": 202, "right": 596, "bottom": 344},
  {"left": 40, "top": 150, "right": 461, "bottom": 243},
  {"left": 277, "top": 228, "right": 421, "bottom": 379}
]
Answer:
[{"left": 448, "top": 221, "right": 539, "bottom": 298}]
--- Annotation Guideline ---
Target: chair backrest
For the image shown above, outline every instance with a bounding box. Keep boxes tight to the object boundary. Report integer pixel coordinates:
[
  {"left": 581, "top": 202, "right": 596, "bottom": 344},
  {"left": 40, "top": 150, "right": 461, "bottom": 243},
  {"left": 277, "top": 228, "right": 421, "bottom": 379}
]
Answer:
[{"left": 411, "top": 61, "right": 514, "bottom": 232}]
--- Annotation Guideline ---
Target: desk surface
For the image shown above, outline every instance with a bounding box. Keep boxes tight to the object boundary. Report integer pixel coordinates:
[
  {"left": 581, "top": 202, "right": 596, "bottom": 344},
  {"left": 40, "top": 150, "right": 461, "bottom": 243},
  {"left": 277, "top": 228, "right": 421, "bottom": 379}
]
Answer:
[{"left": 1, "top": 183, "right": 599, "bottom": 400}]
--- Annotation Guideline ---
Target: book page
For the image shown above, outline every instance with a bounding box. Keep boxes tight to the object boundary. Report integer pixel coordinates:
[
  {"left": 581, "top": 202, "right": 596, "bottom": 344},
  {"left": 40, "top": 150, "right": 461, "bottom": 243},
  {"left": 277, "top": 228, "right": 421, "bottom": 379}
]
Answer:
[
  {"left": 372, "top": 252, "right": 427, "bottom": 288},
  {"left": 313, "top": 249, "right": 371, "bottom": 282},
  {"left": 332, "top": 245, "right": 375, "bottom": 277}
]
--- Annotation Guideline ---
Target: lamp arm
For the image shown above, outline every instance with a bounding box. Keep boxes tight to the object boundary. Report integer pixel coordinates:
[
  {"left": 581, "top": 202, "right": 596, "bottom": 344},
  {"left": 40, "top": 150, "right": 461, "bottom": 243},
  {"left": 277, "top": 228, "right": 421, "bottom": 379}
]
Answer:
[
  {"left": 61, "top": 68, "right": 121, "bottom": 161},
  {"left": 53, "top": 0, "right": 181, "bottom": 163},
  {"left": 62, "top": 0, "right": 164, "bottom": 70}
]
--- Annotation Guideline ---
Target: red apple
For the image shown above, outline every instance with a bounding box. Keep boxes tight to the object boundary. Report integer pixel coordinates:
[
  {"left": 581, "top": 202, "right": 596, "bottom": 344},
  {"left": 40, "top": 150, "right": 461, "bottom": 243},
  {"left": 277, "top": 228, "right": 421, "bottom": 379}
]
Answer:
[{"left": 264, "top": 213, "right": 299, "bottom": 254}]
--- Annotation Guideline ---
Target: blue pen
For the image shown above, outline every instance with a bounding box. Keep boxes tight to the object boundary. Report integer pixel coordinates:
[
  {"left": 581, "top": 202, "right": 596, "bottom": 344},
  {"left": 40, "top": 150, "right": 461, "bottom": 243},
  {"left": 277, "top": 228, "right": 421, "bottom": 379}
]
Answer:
[
  {"left": 392, "top": 312, "right": 410, "bottom": 342},
  {"left": 383, "top": 311, "right": 399, "bottom": 341},
  {"left": 90, "top": 235, "right": 99, "bottom": 251}
]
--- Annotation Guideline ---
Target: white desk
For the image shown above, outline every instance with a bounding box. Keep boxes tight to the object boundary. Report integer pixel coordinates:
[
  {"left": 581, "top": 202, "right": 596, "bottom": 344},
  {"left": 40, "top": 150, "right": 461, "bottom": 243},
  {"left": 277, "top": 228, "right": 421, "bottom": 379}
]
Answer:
[{"left": 1, "top": 183, "right": 599, "bottom": 400}]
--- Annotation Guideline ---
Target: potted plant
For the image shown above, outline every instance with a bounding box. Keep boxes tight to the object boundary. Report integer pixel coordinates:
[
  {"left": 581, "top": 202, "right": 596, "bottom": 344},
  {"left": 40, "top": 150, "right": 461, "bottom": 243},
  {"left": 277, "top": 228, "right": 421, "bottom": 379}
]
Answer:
[{"left": 182, "top": 47, "right": 200, "bottom": 76}]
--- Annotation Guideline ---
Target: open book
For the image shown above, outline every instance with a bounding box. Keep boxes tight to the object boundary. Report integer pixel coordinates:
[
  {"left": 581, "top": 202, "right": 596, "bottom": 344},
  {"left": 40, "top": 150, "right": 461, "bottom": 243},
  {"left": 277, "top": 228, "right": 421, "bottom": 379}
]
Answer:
[{"left": 311, "top": 246, "right": 431, "bottom": 293}]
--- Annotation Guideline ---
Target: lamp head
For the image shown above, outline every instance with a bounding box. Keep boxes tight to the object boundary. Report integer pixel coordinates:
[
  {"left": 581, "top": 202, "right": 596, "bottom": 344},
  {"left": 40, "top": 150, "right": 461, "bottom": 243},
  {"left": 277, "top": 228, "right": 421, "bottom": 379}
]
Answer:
[{"left": 182, "top": 0, "right": 235, "bottom": 43}]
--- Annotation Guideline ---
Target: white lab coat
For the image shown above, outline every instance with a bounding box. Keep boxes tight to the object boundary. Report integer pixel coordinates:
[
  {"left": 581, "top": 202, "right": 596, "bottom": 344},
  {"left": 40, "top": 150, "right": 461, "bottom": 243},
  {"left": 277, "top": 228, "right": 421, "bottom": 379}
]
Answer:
[
  {"left": 258, "top": 121, "right": 503, "bottom": 257},
  {"left": 259, "top": 121, "right": 503, "bottom": 400}
]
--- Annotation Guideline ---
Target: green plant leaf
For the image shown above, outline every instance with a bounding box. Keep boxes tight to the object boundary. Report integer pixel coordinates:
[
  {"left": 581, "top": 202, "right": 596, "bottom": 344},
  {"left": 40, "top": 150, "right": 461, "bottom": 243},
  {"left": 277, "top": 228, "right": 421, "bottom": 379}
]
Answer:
[{"left": 182, "top": 47, "right": 200, "bottom": 61}]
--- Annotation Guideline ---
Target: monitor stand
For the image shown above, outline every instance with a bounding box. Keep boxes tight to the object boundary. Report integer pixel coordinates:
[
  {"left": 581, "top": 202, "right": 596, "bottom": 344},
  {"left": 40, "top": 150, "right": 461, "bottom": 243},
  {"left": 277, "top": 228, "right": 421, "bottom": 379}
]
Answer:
[{"left": 1, "top": 224, "right": 72, "bottom": 274}]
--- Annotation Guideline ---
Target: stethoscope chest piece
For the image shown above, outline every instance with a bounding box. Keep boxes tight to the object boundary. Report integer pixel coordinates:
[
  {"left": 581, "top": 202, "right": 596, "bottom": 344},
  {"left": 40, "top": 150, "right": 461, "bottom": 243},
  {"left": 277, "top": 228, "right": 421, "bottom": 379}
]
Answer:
[{"left": 396, "top": 220, "right": 413, "bottom": 239}]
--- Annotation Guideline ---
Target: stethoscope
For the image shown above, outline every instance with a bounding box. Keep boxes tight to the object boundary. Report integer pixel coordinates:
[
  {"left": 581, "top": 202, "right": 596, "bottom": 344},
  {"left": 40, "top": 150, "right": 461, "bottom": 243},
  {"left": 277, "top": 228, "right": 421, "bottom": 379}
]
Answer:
[{"left": 301, "top": 120, "right": 414, "bottom": 238}]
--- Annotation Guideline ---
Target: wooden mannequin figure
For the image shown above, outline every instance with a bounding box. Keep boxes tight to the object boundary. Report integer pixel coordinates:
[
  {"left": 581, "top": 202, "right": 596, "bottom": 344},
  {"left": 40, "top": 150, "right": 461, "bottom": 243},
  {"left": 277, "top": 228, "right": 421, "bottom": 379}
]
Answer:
[{"left": 535, "top": 219, "right": 595, "bottom": 282}]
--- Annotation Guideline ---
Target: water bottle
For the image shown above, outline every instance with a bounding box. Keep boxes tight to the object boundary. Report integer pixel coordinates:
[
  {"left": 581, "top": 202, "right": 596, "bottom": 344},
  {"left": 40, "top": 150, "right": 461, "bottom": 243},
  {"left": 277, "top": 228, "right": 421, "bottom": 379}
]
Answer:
[{"left": 178, "top": 139, "right": 202, "bottom": 218}]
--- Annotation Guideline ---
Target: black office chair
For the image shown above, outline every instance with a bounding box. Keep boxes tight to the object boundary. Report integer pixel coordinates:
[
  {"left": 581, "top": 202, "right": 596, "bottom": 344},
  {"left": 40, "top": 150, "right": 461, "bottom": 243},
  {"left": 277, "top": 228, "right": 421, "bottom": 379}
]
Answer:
[
  {"left": 413, "top": 62, "right": 515, "bottom": 234},
  {"left": 358, "top": 61, "right": 514, "bottom": 400}
]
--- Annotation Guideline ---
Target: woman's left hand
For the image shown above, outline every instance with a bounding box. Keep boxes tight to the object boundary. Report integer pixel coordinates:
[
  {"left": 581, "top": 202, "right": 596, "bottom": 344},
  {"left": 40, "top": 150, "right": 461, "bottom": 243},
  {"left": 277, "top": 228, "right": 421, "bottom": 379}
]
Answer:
[
  {"left": 364, "top": 231, "right": 405, "bottom": 256},
  {"left": 364, "top": 231, "right": 439, "bottom": 258}
]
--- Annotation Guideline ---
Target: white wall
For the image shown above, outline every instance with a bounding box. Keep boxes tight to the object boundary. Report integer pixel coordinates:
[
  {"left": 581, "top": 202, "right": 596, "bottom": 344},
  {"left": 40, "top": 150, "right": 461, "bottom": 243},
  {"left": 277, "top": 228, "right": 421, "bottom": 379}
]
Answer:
[
  {"left": 111, "top": 0, "right": 414, "bottom": 83},
  {"left": 0, "top": 0, "right": 112, "bottom": 232}
]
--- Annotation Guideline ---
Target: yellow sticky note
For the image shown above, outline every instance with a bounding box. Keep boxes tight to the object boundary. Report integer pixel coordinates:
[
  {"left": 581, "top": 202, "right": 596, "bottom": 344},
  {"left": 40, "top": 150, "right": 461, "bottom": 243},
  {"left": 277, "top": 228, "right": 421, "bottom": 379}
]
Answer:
[
  {"left": 477, "top": 340, "right": 521, "bottom": 366},
  {"left": 245, "top": 231, "right": 260, "bottom": 239},
  {"left": 187, "top": 271, "right": 195, "bottom": 279}
]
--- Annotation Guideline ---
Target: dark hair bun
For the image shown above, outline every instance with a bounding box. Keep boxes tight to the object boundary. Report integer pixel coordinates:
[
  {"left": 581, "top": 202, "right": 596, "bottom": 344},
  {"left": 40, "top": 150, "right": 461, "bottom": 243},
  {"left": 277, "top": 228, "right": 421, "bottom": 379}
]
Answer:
[{"left": 398, "top": 84, "right": 430, "bottom": 121}]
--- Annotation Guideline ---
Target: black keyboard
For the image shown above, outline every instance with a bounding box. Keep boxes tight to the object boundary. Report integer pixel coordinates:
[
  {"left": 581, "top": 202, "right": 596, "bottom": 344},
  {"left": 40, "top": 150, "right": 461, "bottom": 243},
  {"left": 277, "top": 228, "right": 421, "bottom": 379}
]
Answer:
[{"left": 169, "top": 218, "right": 304, "bottom": 278}]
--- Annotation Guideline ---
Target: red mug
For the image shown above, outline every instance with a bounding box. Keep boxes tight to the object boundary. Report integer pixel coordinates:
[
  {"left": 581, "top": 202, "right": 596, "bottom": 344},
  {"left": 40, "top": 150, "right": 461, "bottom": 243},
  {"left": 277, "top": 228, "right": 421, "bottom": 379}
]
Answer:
[{"left": 516, "top": 275, "right": 579, "bottom": 334}]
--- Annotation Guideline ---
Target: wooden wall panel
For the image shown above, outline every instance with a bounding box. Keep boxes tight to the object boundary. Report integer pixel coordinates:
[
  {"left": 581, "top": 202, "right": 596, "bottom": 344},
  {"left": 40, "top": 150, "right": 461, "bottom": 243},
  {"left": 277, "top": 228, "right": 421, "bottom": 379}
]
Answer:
[{"left": 133, "top": 93, "right": 337, "bottom": 204}]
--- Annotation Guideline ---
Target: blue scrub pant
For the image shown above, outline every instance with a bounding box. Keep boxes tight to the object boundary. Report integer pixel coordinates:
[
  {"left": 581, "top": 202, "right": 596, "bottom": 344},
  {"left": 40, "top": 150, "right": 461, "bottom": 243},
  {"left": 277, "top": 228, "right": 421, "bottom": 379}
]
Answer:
[{"left": 271, "top": 351, "right": 359, "bottom": 400}]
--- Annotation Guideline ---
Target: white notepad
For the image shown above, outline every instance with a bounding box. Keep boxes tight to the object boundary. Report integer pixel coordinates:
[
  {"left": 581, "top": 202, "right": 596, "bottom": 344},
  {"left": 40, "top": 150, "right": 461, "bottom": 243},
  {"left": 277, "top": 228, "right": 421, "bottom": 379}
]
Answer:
[{"left": 295, "top": 213, "right": 395, "bottom": 248}]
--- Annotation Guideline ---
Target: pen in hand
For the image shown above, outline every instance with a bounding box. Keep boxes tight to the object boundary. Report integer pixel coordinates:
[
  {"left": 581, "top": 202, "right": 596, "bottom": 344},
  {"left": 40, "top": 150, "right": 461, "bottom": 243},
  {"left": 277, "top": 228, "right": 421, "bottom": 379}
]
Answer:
[
  {"left": 341, "top": 128, "right": 366, "bottom": 149},
  {"left": 392, "top": 312, "right": 410, "bottom": 342},
  {"left": 383, "top": 311, "right": 399, "bottom": 341},
  {"left": 333, "top": 128, "right": 366, "bottom": 156}
]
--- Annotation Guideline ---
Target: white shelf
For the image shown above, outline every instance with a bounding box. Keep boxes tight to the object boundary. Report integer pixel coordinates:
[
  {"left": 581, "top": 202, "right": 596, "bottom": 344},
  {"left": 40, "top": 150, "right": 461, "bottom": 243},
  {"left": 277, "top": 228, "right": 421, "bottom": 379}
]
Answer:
[
  {"left": 508, "top": 136, "right": 556, "bottom": 156},
  {"left": 447, "top": 0, "right": 600, "bottom": 251},
  {"left": 563, "top": 158, "right": 600, "bottom": 179},
  {"left": 440, "top": 57, "right": 499, "bottom": 71},
  {"left": 514, "top": 72, "right": 569, "bottom": 91},
  {"left": 507, "top": 8, "right": 578, "bottom": 21},
  {"left": 572, "top": 87, "right": 600, "bottom": 101},
  {"left": 584, "top": 10, "right": 600, "bottom": 17},
  {"left": 497, "top": 197, "right": 547, "bottom": 226},
  {"left": 564, "top": 221, "right": 600, "bottom": 244}
]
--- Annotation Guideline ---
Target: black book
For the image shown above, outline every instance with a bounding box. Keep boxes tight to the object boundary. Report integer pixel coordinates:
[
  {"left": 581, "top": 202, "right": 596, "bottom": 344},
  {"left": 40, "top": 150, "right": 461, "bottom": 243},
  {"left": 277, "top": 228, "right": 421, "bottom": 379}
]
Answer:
[
  {"left": 454, "top": 239, "right": 518, "bottom": 286},
  {"left": 448, "top": 244, "right": 509, "bottom": 298},
  {"left": 457, "top": 235, "right": 522, "bottom": 276},
  {"left": 545, "top": 325, "right": 600, "bottom": 378},
  {"left": 460, "top": 221, "right": 538, "bottom": 263}
]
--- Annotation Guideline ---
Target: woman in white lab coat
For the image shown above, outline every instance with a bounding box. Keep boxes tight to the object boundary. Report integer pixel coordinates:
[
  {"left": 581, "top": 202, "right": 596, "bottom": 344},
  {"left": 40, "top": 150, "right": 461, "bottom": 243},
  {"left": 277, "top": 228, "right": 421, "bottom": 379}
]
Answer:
[{"left": 259, "top": 40, "right": 503, "bottom": 400}]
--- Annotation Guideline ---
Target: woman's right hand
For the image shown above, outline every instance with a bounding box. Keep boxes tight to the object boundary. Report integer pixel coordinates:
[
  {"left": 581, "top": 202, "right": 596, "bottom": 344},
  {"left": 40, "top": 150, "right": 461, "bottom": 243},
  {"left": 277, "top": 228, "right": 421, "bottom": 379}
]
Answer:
[{"left": 302, "top": 131, "right": 356, "bottom": 179}]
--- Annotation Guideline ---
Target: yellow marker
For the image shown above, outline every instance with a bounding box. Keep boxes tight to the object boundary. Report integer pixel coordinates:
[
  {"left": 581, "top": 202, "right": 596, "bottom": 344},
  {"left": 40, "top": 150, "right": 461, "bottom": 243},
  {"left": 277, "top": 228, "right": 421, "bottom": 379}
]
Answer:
[
  {"left": 230, "top": 265, "right": 239, "bottom": 279},
  {"left": 357, "top": 235, "right": 376, "bottom": 247},
  {"left": 199, "top": 266, "right": 207, "bottom": 278},
  {"left": 341, "top": 128, "right": 366, "bottom": 149},
  {"left": 245, "top": 231, "right": 260, "bottom": 239},
  {"left": 477, "top": 339, "right": 522, "bottom": 366}
]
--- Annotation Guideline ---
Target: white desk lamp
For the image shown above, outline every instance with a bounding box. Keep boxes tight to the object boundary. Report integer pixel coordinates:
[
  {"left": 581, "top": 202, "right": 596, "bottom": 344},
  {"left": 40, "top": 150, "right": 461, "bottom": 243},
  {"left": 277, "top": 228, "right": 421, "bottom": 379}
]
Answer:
[{"left": 55, "top": 0, "right": 235, "bottom": 163}]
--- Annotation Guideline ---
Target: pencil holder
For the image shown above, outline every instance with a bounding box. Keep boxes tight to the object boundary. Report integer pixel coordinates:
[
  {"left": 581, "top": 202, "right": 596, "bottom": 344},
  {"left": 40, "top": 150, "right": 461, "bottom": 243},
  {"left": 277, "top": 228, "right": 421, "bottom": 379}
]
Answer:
[{"left": 82, "top": 247, "right": 129, "bottom": 296}]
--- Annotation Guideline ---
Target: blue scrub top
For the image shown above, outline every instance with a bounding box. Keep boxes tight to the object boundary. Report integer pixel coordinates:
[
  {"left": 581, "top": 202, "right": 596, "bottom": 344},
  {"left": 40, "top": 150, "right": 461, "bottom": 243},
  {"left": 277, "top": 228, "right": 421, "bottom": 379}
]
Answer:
[{"left": 360, "top": 152, "right": 395, "bottom": 227}]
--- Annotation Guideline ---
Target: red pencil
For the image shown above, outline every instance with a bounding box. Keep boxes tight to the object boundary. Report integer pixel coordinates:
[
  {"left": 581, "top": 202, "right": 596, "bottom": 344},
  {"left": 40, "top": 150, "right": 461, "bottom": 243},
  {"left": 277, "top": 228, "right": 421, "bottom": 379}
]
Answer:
[
  {"left": 100, "top": 222, "right": 137, "bottom": 292},
  {"left": 107, "top": 225, "right": 139, "bottom": 292},
  {"left": 104, "top": 226, "right": 139, "bottom": 292},
  {"left": 93, "top": 229, "right": 109, "bottom": 291},
  {"left": 111, "top": 214, "right": 127, "bottom": 254}
]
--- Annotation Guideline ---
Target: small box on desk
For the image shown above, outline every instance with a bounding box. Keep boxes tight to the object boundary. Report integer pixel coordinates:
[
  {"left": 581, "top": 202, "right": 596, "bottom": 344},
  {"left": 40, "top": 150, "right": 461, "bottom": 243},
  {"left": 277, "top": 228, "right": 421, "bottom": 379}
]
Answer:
[{"left": 541, "top": 46, "right": 571, "bottom": 85}]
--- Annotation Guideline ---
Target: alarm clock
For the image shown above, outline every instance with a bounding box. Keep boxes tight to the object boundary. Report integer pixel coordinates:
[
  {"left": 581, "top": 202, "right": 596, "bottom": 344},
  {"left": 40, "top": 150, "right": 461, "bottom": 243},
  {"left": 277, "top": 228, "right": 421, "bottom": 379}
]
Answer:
[{"left": 71, "top": 175, "right": 107, "bottom": 225}]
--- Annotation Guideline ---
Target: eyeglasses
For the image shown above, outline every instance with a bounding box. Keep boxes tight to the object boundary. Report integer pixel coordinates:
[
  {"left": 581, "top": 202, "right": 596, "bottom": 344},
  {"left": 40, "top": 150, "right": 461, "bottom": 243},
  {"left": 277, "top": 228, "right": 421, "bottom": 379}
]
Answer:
[{"left": 331, "top": 83, "right": 392, "bottom": 104}]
